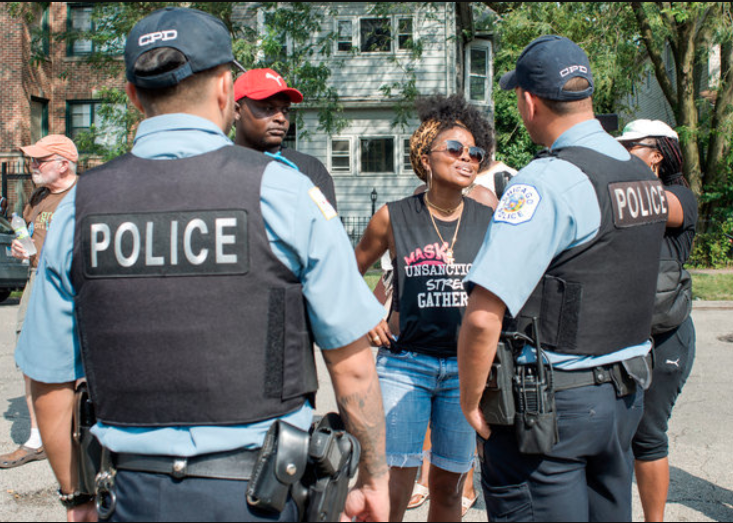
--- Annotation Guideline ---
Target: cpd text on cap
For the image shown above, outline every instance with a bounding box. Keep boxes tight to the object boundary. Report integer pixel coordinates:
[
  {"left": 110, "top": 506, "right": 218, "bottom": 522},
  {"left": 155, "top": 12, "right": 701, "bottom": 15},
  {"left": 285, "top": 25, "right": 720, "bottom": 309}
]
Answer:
[
  {"left": 139, "top": 30, "right": 178, "bottom": 47},
  {"left": 560, "top": 65, "right": 588, "bottom": 78}
]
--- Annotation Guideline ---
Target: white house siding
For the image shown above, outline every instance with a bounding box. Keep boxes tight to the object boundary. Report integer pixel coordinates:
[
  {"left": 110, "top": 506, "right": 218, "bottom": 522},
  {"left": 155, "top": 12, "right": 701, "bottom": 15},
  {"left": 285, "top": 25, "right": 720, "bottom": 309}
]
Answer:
[
  {"left": 297, "top": 109, "right": 423, "bottom": 218},
  {"left": 620, "top": 61, "right": 677, "bottom": 127},
  {"left": 619, "top": 44, "right": 721, "bottom": 129},
  {"left": 311, "top": 3, "right": 456, "bottom": 101}
]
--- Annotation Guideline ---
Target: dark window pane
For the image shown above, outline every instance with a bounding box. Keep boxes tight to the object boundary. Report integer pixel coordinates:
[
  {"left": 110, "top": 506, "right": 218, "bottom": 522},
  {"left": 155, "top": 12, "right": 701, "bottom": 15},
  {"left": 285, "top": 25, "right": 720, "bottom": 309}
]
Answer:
[
  {"left": 361, "top": 139, "right": 394, "bottom": 173},
  {"left": 398, "top": 18, "right": 413, "bottom": 50},
  {"left": 332, "top": 157, "right": 350, "bottom": 171},
  {"left": 471, "top": 48, "right": 488, "bottom": 76},
  {"left": 361, "top": 18, "right": 391, "bottom": 53},
  {"left": 338, "top": 21, "right": 353, "bottom": 52},
  {"left": 333, "top": 140, "right": 350, "bottom": 154},
  {"left": 470, "top": 76, "right": 486, "bottom": 102}
]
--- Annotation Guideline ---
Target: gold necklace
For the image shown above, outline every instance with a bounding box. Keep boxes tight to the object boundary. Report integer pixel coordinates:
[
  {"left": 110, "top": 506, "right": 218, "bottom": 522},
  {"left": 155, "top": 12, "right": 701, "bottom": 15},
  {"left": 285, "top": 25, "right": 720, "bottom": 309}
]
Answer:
[
  {"left": 425, "top": 193, "right": 463, "bottom": 215},
  {"left": 427, "top": 199, "right": 464, "bottom": 266}
]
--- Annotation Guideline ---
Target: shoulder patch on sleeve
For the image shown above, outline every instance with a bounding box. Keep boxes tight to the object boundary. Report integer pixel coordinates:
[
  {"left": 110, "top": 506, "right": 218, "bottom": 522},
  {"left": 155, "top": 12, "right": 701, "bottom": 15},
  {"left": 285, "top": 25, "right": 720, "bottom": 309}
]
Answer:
[
  {"left": 494, "top": 184, "right": 542, "bottom": 225},
  {"left": 309, "top": 187, "right": 338, "bottom": 221}
]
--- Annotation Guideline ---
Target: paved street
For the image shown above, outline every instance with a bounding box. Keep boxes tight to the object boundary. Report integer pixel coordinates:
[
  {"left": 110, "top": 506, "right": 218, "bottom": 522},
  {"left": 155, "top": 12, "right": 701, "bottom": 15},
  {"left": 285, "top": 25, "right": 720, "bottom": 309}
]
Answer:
[{"left": 1, "top": 300, "right": 732, "bottom": 522}]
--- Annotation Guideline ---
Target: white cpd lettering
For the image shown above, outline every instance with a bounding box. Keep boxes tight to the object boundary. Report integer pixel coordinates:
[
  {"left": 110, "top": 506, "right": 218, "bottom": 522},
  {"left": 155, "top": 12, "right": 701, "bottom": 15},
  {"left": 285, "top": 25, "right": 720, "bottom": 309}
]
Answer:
[
  {"left": 215, "top": 218, "right": 238, "bottom": 264},
  {"left": 115, "top": 223, "right": 141, "bottom": 268},
  {"left": 184, "top": 219, "right": 209, "bottom": 266},
  {"left": 139, "top": 30, "right": 178, "bottom": 47},
  {"left": 560, "top": 65, "right": 588, "bottom": 78},
  {"left": 90, "top": 223, "right": 111, "bottom": 269}
]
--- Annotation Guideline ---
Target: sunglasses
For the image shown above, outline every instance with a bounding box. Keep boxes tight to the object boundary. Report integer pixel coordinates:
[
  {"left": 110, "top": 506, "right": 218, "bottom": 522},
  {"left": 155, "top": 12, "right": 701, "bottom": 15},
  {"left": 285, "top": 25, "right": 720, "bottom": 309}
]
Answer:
[
  {"left": 622, "top": 141, "right": 659, "bottom": 151},
  {"left": 430, "top": 140, "right": 486, "bottom": 164},
  {"left": 30, "top": 158, "right": 63, "bottom": 167}
]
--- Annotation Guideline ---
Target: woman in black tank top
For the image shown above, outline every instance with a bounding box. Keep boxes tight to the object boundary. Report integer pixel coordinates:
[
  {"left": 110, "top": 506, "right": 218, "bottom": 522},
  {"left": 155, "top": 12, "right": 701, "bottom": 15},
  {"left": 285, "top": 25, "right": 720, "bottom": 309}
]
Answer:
[{"left": 355, "top": 95, "right": 494, "bottom": 522}]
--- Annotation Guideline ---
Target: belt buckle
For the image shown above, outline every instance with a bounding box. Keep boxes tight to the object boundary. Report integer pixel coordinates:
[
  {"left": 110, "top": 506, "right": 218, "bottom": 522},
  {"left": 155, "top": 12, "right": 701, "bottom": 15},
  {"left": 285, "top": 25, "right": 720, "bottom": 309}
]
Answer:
[{"left": 172, "top": 458, "right": 188, "bottom": 479}]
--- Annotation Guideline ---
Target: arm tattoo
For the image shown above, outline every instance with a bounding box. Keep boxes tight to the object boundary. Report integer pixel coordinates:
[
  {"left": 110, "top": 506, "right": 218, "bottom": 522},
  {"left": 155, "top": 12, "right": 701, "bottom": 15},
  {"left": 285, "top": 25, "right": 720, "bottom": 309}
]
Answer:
[{"left": 336, "top": 375, "right": 389, "bottom": 481}]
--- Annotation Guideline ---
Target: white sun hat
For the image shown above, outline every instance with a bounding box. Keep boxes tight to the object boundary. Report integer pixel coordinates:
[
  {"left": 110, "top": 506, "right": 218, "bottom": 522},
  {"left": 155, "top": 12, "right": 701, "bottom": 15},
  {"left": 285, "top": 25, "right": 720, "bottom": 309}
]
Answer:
[{"left": 617, "top": 119, "right": 679, "bottom": 142}]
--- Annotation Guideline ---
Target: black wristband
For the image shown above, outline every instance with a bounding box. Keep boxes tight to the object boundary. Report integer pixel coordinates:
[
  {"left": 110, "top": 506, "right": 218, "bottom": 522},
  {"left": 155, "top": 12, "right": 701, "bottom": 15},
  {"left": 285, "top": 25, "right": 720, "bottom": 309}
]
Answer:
[{"left": 57, "top": 489, "right": 94, "bottom": 509}]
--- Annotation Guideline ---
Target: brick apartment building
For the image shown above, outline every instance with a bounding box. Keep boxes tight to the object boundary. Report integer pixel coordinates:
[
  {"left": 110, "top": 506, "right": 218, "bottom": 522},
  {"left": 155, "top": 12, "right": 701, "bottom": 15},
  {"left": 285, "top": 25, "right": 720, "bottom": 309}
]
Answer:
[{"left": 0, "top": 2, "right": 124, "bottom": 211}]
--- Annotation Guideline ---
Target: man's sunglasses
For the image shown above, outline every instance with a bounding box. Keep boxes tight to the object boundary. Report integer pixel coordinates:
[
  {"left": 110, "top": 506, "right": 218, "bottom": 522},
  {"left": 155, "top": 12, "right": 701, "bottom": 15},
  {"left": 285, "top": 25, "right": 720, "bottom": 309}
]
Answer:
[{"left": 430, "top": 140, "right": 486, "bottom": 164}]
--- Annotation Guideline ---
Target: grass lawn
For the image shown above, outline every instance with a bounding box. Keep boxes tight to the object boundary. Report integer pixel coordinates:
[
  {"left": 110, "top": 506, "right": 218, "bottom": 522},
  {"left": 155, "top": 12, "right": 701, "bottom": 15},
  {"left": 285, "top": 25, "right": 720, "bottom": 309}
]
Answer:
[
  {"left": 692, "top": 272, "right": 733, "bottom": 301},
  {"left": 365, "top": 272, "right": 733, "bottom": 301}
]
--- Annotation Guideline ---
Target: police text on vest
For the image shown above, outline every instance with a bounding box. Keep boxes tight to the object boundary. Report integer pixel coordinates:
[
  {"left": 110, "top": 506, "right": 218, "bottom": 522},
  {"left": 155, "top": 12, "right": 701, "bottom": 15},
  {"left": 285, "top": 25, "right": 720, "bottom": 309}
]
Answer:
[{"left": 82, "top": 211, "right": 249, "bottom": 278}]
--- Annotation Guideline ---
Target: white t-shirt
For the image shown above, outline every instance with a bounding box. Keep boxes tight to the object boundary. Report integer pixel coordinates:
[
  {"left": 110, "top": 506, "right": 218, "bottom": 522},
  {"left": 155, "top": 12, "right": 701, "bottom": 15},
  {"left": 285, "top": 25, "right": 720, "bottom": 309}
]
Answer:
[{"left": 474, "top": 161, "right": 518, "bottom": 195}]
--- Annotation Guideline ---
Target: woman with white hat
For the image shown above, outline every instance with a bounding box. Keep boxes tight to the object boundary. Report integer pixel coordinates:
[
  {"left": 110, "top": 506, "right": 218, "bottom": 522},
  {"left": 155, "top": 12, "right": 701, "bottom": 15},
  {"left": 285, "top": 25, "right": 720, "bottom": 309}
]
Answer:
[{"left": 618, "top": 119, "right": 697, "bottom": 523}]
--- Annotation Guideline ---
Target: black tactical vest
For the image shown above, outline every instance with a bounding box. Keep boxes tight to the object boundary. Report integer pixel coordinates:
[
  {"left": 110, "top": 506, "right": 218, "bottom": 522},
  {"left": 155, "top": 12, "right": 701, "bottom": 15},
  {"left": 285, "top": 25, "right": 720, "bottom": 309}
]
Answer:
[
  {"left": 71, "top": 147, "right": 318, "bottom": 427},
  {"left": 514, "top": 147, "right": 668, "bottom": 357}
]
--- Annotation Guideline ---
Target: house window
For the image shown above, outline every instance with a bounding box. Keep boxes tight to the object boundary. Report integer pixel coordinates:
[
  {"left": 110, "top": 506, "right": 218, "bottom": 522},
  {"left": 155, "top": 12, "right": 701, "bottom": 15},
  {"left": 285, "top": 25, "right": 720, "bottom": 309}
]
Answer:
[
  {"left": 331, "top": 139, "right": 352, "bottom": 174},
  {"left": 67, "top": 101, "right": 125, "bottom": 150},
  {"left": 31, "top": 98, "right": 49, "bottom": 144},
  {"left": 398, "top": 18, "right": 414, "bottom": 50},
  {"left": 468, "top": 46, "right": 490, "bottom": 103},
  {"left": 31, "top": 6, "right": 50, "bottom": 56},
  {"left": 68, "top": 4, "right": 93, "bottom": 56},
  {"left": 361, "top": 138, "right": 394, "bottom": 174},
  {"left": 361, "top": 18, "right": 391, "bottom": 53},
  {"left": 337, "top": 20, "right": 354, "bottom": 52},
  {"left": 403, "top": 139, "right": 412, "bottom": 173},
  {"left": 68, "top": 4, "right": 123, "bottom": 57}
]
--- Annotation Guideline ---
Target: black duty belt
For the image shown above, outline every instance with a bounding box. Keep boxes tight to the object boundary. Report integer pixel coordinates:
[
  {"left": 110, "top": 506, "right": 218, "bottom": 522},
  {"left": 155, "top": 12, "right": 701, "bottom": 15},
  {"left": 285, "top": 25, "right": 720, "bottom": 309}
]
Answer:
[
  {"left": 114, "top": 447, "right": 258, "bottom": 481},
  {"left": 552, "top": 362, "right": 629, "bottom": 392}
]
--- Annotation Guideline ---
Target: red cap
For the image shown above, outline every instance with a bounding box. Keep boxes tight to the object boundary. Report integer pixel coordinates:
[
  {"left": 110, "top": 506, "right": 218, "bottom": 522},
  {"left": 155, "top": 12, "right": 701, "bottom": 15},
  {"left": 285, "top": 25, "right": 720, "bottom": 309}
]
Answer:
[{"left": 234, "top": 68, "right": 304, "bottom": 104}]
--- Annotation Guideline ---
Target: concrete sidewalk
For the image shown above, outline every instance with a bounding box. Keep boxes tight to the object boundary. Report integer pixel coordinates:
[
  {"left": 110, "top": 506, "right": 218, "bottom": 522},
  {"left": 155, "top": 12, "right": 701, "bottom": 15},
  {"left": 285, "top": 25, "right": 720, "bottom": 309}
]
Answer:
[{"left": 0, "top": 301, "right": 732, "bottom": 521}]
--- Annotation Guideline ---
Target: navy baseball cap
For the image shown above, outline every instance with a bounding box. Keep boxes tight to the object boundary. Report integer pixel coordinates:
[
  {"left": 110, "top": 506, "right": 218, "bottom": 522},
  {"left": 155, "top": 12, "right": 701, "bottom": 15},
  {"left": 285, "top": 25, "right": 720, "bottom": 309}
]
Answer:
[
  {"left": 500, "top": 35, "right": 594, "bottom": 101},
  {"left": 125, "top": 7, "right": 245, "bottom": 89}
]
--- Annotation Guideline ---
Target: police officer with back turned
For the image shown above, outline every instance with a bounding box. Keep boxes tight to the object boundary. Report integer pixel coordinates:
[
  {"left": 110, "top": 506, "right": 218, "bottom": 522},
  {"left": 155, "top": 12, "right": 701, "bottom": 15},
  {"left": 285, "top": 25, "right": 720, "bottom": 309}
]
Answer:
[
  {"left": 15, "top": 8, "right": 389, "bottom": 522},
  {"left": 458, "top": 35, "right": 668, "bottom": 522}
]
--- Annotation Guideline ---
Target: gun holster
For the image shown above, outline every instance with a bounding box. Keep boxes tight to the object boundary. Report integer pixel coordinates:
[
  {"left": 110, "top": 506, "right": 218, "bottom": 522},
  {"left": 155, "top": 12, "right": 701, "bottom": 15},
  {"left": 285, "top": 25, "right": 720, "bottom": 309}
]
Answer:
[
  {"left": 72, "top": 380, "right": 102, "bottom": 496},
  {"left": 247, "top": 413, "right": 361, "bottom": 522},
  {"left": 299, "top": 414, "right": 361, "bottom": 523},
  {"left": 479, "top": 340, "right": 516, "bottom": 426},
  {"left": 247, "top": 420, "right": 310, "bottom": 514}
]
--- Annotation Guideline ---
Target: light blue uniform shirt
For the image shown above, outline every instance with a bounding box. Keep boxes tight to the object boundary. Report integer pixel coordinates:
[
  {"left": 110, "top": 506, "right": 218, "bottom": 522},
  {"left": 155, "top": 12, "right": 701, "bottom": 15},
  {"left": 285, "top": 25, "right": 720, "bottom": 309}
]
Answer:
[
  {"left": 15, "top": 114, "right": 384, "bottom": 456},
  {"left": 466, "top": 120, "right": 652, "bottom": 370}
]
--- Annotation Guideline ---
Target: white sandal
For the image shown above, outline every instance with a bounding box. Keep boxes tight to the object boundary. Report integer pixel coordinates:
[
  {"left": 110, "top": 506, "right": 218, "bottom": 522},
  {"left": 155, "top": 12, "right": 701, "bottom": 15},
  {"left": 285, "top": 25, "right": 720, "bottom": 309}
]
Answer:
[{"left": 407, "top": 483, "right": 430, "bottom": 510}]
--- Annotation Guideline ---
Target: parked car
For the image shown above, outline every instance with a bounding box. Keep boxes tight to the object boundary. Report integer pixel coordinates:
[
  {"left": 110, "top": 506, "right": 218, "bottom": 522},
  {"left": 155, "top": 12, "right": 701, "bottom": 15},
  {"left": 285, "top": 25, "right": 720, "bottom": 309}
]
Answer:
[{"left": 0, "top": 217, "right": 29, "bottom": 302}]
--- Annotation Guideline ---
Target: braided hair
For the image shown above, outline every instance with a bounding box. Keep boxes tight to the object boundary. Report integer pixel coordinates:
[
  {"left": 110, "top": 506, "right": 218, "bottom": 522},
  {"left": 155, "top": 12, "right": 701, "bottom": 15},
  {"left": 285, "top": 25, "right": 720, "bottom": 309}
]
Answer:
[
  {"left": 409, "top": 94, "right": 495, "bottom": 182},
  {"left": 654, "top": 136, "right": 689, "bottom": 188}
]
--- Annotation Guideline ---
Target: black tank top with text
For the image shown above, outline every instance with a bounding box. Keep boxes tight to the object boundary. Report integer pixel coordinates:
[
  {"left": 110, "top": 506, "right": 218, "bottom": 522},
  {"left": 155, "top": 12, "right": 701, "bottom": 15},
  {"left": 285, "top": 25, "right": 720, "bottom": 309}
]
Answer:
[{"left": 388, "top": 194, "right": 493, "bottom": 358}]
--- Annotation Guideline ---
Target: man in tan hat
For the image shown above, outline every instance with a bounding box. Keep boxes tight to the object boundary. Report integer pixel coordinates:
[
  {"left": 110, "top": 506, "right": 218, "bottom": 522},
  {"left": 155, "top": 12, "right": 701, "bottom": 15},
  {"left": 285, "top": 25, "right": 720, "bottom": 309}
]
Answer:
[{"left": 0, "top": 135, "right": 78, "bottom": 469}]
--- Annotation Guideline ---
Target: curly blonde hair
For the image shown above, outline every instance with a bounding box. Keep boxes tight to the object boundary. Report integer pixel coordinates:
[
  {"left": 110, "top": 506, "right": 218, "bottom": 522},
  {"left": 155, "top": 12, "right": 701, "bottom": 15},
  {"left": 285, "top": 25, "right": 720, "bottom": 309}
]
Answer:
[{"left": 409, "top": 94, "right": 495, "bottom": 182}]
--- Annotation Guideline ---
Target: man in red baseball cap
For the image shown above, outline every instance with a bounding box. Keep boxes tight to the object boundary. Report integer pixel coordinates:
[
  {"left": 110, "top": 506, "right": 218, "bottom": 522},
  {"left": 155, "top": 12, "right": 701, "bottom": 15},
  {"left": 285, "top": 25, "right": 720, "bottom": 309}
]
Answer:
[{"left": 233, "top": 68, "right": 337, "bottom": 209}]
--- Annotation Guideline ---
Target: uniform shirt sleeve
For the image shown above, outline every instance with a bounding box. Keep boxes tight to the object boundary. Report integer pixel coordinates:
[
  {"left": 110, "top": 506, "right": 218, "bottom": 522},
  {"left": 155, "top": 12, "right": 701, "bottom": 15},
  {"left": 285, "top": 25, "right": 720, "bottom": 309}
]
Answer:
[
  {"left": 15, "top": 187, "right": 81, "bottom": 384},
  {"left": 465, "top": 158, "right": 602, "bottom": 317},
  {"left": 261, "top": 162, "right": 383, "bottom": 350}
]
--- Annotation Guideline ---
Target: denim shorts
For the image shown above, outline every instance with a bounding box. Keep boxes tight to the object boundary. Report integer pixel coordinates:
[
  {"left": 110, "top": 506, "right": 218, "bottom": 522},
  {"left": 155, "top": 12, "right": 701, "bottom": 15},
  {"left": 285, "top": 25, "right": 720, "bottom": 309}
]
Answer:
[{"left": 376, "top": 348, "right": 476, "bottom": 474}]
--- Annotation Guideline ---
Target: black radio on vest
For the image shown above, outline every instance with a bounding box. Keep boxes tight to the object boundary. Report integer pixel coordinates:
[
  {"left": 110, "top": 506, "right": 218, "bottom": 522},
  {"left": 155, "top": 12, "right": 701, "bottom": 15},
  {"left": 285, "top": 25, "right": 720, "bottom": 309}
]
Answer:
[
  {"left": 70, "top": 147, "right": 318, "bottom": 427},
  {"left": 515, "top": 147, "right": 669, "bottom": 356},
  {"left": 388, "top": 194, "right": 492, "bottom": 358}
]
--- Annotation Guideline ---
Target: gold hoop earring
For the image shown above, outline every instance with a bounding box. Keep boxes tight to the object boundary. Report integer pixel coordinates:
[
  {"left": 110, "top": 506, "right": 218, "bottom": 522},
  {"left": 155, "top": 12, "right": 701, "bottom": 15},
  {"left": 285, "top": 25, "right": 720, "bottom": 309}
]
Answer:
[{"left": 427, "top": 169, "right": 433, "bottom": 192}]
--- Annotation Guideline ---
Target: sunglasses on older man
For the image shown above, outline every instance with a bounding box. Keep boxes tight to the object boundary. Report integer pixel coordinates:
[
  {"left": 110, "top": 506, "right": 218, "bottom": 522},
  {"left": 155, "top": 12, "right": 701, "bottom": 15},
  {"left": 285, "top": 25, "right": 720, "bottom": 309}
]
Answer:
[{"left": 430, "top": 140, "right": 487, "bottom": 164}]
